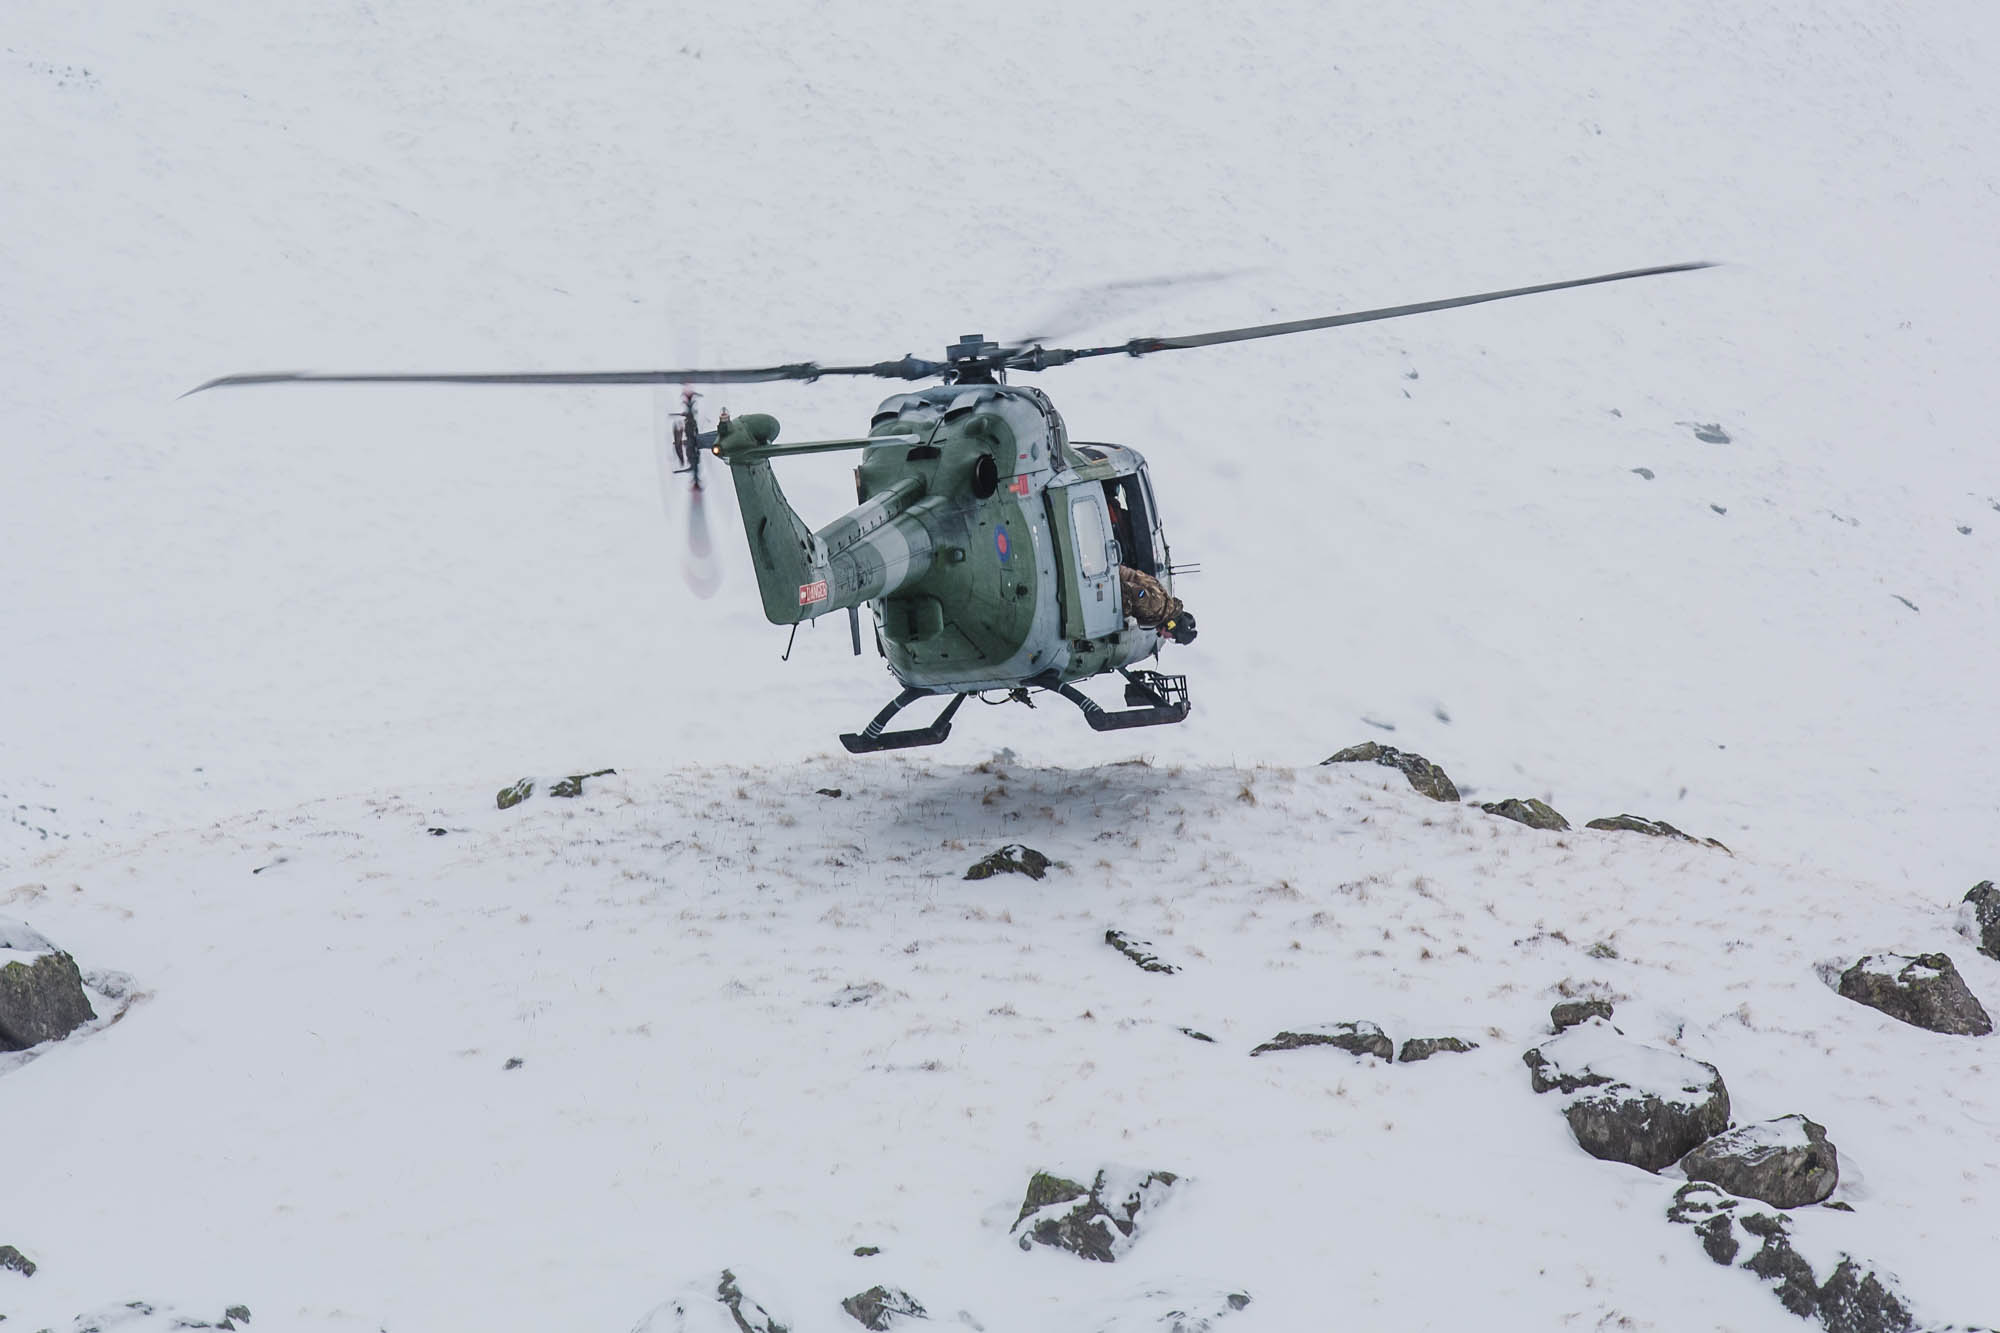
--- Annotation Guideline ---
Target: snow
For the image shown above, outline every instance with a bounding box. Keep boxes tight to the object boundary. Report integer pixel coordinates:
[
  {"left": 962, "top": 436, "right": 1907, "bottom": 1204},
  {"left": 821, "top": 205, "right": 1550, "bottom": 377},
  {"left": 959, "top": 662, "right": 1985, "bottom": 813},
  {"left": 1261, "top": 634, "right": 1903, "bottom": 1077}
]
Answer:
[
  {"left": 1530, "top": 1019, "right": 1722, "bottom": 1106},
  {"left": 4, "top": 0, "right": 1999, "bottom": 1329}
]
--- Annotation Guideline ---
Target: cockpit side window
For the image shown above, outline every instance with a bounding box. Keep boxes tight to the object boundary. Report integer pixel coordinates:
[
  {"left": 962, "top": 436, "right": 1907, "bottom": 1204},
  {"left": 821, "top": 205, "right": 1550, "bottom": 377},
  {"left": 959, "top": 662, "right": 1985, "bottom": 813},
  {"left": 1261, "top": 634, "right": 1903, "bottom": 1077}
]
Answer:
[{"left": 1102, "top": 476, "right": 1156, "bottom": 574}]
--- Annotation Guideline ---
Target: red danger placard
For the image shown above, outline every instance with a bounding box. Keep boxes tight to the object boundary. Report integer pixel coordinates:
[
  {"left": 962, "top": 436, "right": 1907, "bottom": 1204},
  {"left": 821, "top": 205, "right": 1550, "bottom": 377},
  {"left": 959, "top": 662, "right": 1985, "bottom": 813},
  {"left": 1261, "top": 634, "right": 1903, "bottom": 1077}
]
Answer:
[{"left": 798, "top": 580, "right": 829, "bottom": 606}]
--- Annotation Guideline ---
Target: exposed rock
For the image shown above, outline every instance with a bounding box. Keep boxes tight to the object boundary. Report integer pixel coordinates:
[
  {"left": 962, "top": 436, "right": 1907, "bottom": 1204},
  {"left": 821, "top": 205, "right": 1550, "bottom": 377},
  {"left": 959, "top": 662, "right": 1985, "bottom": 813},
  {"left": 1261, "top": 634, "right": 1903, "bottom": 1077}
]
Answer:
[
  {"left": 1105, "top": 929, "right": 1178, "bottom": 975},
  {"left": 965, "top": 845, "right": 1051, "bottom": 881},
  {"left": 1679, "top": 1115, "right": 1839, "bottom": 1209},
  {"left": 853, "top": 1246, "right": 880, "bottom": 1258},
  {"left": 1320, "top": 742, "right": 1460, "bottom": 803},
  {"left": 1667, "top": 1184, "right": 1920, "bottom": 1333},
  {"left": 0, "top": 949, "right": 97, "bottom": 1050},
  {"left": 225, "top": 1306, "right": 252, "bottom": 1327},
  {"left": 816, "top": 788, "right": 844, "bottom": 798},
  {"left": 1523, "top": 1020, "right": 1729, "bottom": 1171},
  {"left": 717, "top": 1269, "right": 789, "bottom": 1333},
  {"left": 1397, "top": 1036, "right": 1478, "bottom": 1062},
  {"left": 1836, "top": 953, "right": 1992, "bottom": 1036},
  {"left": 496, "top": 778, "right": 535, "bottom": 810},
  {"left": 841, "top": 1285, "right": 926, "bottom": 1330},
  {"left": 1584, "top": 814, "right": 1730, "bottom": 852},
  {"left": 0, "top": 1243, "right": 34, "bottom": 1276},
  {"left": 1681, "top": 421, "right": 1732, "bottom": 444},
  {"left": 1249, "top": 1020, "right": 1392, "bottom": 1061},
  {"left": 1551, "top": 998, "right": 1614, "bottom": 1031},
  {"left": 1959, "top": 880, "right": 2000, "bottom": 961},
  {"left": 1480, "top": 798, "right": 1570, "bottom": 831},
  {"left": 1179, "top": 1027, "right": 1215, "bottom": 1043},
  {"left": 1012, "top": 1166, "right": 1179, "bottom": 1262},
  {"left": 1092, "top": 1290, "right": 1253, "bottom": 1333},
  {"left": 548, "top": 767, "right": 616, "bottom": 799}
]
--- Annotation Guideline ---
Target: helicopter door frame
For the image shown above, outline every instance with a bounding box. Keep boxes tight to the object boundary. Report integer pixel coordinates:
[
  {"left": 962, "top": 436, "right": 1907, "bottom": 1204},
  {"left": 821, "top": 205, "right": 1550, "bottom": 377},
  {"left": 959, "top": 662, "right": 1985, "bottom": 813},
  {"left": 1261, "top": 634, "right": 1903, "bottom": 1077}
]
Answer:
[{"left": 1049, "top": 483, "right": 1123, "bottom": 640}]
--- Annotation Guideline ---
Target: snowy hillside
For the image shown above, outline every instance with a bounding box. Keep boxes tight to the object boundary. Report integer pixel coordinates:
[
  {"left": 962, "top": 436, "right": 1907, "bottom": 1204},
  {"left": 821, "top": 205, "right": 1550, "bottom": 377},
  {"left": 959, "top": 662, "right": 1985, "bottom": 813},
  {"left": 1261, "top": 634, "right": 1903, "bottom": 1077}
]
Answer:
[
  {"left": 4, "top": 0, "right": 1998, "bottom": 1328},
  {"left": 7, "top": 760, "right": 1997, "bottom": 1331}
]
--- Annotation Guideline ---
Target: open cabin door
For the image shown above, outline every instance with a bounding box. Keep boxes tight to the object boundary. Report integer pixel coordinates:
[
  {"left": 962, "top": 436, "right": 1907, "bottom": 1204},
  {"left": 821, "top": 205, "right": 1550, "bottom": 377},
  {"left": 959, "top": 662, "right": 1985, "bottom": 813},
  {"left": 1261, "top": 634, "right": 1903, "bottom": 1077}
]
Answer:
[{"left": 1049, "top": 482, "right": 1123, "bottom": 639}]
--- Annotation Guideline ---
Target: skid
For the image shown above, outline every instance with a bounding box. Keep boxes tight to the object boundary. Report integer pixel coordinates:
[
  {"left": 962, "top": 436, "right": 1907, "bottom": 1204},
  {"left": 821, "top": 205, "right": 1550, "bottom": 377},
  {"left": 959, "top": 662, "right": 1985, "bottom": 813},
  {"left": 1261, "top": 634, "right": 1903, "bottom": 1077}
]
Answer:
[
  {"left": 839, "top": 687, "right": 970, "bottom": 753},
  {"left": 1044, "top": 668, "right": 1191, "bottom": 732}
]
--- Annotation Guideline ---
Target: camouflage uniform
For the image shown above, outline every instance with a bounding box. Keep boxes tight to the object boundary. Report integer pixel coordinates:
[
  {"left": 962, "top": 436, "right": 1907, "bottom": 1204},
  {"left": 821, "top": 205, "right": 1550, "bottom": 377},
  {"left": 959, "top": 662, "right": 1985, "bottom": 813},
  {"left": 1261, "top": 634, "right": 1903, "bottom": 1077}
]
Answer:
[{"left": 1118, "top": 566, "right": 1182, "bottom": 629}]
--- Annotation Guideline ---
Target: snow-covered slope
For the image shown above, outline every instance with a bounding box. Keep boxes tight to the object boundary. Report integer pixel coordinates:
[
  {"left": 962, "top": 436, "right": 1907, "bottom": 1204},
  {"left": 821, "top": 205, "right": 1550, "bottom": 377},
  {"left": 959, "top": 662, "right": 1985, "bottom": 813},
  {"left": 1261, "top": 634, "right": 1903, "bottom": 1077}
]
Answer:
[
  {"left": 7, "top": 762, "right": 1996, "bottom": 1331},
  {"left": 4, "top": 0, "right": 1997, "bottom": 1327}
]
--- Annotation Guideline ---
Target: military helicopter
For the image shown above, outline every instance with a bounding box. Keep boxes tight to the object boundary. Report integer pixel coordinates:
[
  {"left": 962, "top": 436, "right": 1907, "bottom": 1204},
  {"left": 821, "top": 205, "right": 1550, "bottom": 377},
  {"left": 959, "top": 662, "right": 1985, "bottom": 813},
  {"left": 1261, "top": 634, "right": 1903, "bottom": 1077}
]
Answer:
[{"left": 190, "top": 261, "right": 1712, "bottom": 752}]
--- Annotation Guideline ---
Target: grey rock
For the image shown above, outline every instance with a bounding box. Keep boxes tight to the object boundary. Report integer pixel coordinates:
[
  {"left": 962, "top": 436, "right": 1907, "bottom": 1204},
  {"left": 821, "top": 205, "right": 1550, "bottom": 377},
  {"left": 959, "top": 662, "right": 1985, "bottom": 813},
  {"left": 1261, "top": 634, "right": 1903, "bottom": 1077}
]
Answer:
[
  {"left": 1480, "top": 798, "right": 1570, "bottom": 831},
  {"left": 1250, "top": 1020, "right": 1392, "bottom": 1061},
  {"left": 1683, "top": 421, "right": 1732, "bottom": 444},
  {"left": 1320, "top": 742, "right": 1459, "bottom": 803},
  {"left": 1105, "top": 929, "right": 1178, "bottom": 975},
  {"left": 842, "top": 1286, "right": 926, "bottom": 1330},
  {"left": 1094, "top": 1290, "right": 1253, "bottom": 1333},
  {"left": 1960, "top": 881, "right": 2000, "bottom": 961},
  {"left": 1679, "top": 1115, "right": 1839, "bottom": 1209},
  {"left": 1631, "top": 467, "right": 1655, "bottom": 480},
  {"left": 1523, "top": 1021, "right": 1729, "bottom": 1171},
  {"left": 496, "top": 778, "right": 535, "bottom": 810},
  {"left": 1585, "top": 813, "right": 1731, "bottom": 853},
  {"left": 1397, "top": 1036, "right": 1478, "bottom": 1062},
  {"left": 0, "top": 1244, "right": 34, "bottom": 1277},
  {"left": 0, "top": 950, "right": 97, "bottom": 1050},
  {"left": 548, "top": 767, "right": 615, "bottom": 799},
  {"left": 1551, "top": 998, "right": 1614, "bottom": 1031},
  {"left": 717, "top": 1269, "right": 789, "bottom": 1333},
  {"left": 1667, "top": 1184, "right": 1920, "bottom": 1333},
  {"left": 965, "top": 845, "right": 1051, "bottom": 881},
  {"left": 1012, "top": 1167, "right": 1179, "bottom": 1262},
  {"left": 1836, "top": 953, "right": 1992, "bottom": 1036}
]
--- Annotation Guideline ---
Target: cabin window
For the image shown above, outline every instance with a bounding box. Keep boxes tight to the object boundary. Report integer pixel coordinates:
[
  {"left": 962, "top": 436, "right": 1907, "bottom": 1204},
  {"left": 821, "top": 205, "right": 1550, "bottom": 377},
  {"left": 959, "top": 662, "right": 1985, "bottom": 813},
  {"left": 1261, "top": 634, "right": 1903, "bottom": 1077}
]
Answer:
[{"left": 1072, "top": 494, "right": 1110, "bottom": 578}]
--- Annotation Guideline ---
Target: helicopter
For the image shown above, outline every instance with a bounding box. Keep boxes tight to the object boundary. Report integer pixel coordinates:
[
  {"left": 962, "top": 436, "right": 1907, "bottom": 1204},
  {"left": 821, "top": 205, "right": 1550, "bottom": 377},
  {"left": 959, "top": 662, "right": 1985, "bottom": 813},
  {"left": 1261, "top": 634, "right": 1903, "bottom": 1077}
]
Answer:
[{"left": 189, "top": 261, "right": 1713, "bottom": 752}]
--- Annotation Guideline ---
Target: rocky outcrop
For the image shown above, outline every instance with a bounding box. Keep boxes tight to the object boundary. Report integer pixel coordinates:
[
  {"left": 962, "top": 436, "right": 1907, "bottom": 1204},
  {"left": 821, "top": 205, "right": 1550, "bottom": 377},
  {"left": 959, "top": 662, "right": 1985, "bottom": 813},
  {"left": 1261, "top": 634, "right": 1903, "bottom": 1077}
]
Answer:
[
  {"left": 1105, "top": 929, "right": 1178, "bottom": 974},
  {"left": 496, "top": 778, "right": 535, "bottom": 810},
  {"left": 965, "top": 845, "right": 1051, "bottom": 881},
  {"left": 1523, "top": 1020, "right": 1729, "bottom": 1170},
  {"left": 1584, "top": 814, "right": 1730, "bottom": 852},
  {"left": 1397, "top": 1036, "right": 1478, "bottom": 1062},
  {"left": 0, "top": 947, "right": 97, "bottom": 1050},
  {"left": 1480, "top": 798, "right": 1570, "bottom": 831},
  {"left": 1551, "top": 998, "right": 1613, "bottom": 1031},
  {"left": 0, "top": 1244, "right": 34, "bottom": 1276},
  {"left": 1012, "top": 1167, "right": 1179, "bottom": 1262},
  {"left": 841, "top": 1285, "right": 926, "bottom": 1330},
  {"left": 1250, "top": 1021, "right": 1392, "bottom": 1060},
  {"left": 1678, "top": 1115, "right": 1839, "bottom": 1209},
  {"left": 1836, "top": 953, "right": 1991, "bottom": 1036},
  {"left": 1959, "top": 881, "right": 2000, "bottom": 961},
  {"left": 497, "top": 769, "right": 617, "bottom": 809},
  {"left": 1668, "top": 1184, "right": 1919, "bottom": 1332},
  {"left": 1320, "top": 743, "right": 1459, "bottom": 803}
]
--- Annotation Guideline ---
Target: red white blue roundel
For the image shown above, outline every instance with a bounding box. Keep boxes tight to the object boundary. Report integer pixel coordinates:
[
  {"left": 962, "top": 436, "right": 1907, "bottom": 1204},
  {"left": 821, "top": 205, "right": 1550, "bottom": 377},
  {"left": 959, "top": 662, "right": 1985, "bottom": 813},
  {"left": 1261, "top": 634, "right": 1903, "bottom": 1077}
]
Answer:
[{"left": 995, "top": 525, "right": 1012, "bottom": 562}]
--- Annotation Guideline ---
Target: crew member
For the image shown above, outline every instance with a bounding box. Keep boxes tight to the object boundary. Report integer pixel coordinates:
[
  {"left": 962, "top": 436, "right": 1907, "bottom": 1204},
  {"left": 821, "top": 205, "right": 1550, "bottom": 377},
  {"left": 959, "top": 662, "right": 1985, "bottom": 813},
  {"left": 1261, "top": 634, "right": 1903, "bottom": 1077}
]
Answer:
[{"left": 1118, "top": 566, "right": 1197, "bottom": 644}]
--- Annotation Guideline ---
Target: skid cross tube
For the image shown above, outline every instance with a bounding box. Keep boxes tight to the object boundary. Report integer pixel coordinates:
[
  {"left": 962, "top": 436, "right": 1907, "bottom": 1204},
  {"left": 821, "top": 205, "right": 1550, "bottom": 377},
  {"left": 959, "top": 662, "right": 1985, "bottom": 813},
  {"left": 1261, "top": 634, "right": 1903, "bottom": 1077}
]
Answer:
[{"left": 839, "top": 687, "right": 970, "bottom": 753}]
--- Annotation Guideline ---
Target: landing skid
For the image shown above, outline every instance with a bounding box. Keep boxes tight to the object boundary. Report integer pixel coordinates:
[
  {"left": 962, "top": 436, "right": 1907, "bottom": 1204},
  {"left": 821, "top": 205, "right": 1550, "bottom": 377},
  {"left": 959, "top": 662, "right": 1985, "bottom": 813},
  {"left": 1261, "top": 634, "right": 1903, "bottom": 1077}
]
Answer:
[
  {"left": 839, "top": 687, "right": 970, "bottom": 753},
  {"left": 1047, "top": 668, "right": 1192, "bottom": 732},
  {"left": 839, "top": 670, "right": 1190, "bottom": 753}
]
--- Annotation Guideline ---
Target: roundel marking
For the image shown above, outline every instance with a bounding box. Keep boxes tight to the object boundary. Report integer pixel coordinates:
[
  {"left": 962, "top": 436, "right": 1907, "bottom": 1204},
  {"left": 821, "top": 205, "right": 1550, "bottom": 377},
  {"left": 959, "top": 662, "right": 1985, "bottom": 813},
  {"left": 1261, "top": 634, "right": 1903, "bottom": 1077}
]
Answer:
[{"left": 995, "top": 525, "right": 1012, "bottom": 563}]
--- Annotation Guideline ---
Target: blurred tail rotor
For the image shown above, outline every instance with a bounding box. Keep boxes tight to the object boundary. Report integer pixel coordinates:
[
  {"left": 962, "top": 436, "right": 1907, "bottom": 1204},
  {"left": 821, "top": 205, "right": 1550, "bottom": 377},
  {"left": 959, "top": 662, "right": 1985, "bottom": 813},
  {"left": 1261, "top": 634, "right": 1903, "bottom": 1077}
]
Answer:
[{"left": 654, "top": 378, "right": 722, "bottom": 599}]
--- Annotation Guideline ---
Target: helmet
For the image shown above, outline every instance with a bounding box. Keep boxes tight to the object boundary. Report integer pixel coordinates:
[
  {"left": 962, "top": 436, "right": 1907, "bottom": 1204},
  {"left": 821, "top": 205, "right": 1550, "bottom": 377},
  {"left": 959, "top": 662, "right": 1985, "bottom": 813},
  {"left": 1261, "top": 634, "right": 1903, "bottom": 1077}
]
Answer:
[{"left": 1165, "top": 611, "right": 1197, "bottom": 645}]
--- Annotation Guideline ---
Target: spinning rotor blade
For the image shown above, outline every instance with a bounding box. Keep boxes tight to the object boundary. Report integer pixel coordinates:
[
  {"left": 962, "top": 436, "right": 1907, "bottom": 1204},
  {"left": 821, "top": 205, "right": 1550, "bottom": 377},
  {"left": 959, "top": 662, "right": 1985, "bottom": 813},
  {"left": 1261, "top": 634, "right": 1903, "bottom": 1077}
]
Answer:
[
  {"left": 1015, "top": 261, "right": 1718, "bottom": 369},
  {"left": 185, "top": 356, "right": 949, "bottom": 396}
]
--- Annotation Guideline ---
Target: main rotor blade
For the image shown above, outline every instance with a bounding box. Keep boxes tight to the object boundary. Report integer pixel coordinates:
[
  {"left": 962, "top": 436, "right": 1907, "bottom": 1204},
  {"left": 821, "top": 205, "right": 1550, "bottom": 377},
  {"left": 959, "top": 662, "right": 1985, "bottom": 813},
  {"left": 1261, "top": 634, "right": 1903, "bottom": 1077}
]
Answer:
[
  {"left": 1033, "top": 261, "right": 1718, "bottom": 367},
  {"left": 184, "top": 356, "right": 947, "bottom": 397}
]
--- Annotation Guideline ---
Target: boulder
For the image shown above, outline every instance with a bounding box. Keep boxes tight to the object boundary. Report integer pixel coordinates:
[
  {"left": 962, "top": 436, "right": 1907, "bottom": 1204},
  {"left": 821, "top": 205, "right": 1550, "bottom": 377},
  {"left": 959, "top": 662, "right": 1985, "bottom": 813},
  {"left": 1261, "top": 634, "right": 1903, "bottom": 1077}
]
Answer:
[
  {"left": 0, "top": 1244, "right": 34, "bottom": 1277},
  {"left": 1105, "top": 929, "right": 1178, "bottom": 974},
  {"left": 0, "top": 948, "right": 97, "bottom": 1050},
  {"left": 1667, "top": 1184, "right": 1919, "bottom": 1333},
  {"left": 548, "top": 767, "right": 616, "bottom": 799},
  {"left": 1012, "top": 1167, "right": 1179, "bottom": 1262},
  {"left": 1523, "top": 1020, "right": 1729, "bottom": 1171},
  {"left": 1836, "top": 953, "right": 1992, "bottom": 1036},
  {"left": 841, "top": 1286, "right": 926, "bottom": 1330},
  {"left": 1320, "top": 743, "right": 1459, "bottom": 803},
  {"left": 1583, "top": 814, "right": 1731, "bottom": 852},
  {"left": 631, "top": 1270, "right": 790, "bottom": 1333},
  {"left": 1959, "top": 881, "right": 2000, "bottom": 961},
  {"left": 1678, "top": 1115, "right": 1839, "bottom": 1209},
  {"left": 1551, "top": 998, "right": 1614, "bottom": 1031},
  {"left": 965, "top": 845, "right": 1051, "bottom": 881},
  {"left": 1250, "top": 1020, "right": 1392, "bottom": 1060},
  {"left": 496, "top": 778, "right": 535, "bottom": 810},
  {"left": 1480, "top": 798, "right": 1570, "bottom": 831},
  {"left": 1397, "top": 1036, "right": 1478, "bottom": 1063}
]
